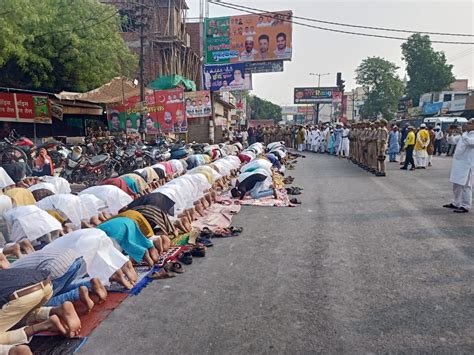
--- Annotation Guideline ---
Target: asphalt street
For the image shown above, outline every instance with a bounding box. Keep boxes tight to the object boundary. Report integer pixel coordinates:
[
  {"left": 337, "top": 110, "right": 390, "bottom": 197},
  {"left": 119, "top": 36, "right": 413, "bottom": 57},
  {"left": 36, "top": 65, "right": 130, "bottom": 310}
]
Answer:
[{"left": 81, "top": 152, "right": 474, "bottom": 354}]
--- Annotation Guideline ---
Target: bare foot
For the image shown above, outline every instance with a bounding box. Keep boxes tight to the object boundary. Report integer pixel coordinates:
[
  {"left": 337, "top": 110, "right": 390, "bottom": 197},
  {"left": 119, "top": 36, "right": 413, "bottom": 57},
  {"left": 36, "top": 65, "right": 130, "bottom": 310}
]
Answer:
[
  {"left": 161, "top": 235, "right": 171, "bottom": 252},
  {"left": 0, "top": 253, "right": 10, "bottom": 269},
  {"left": 51, "top": 301, "right": 81, "bottom": 337},
  {"left": 25, "top": 314, "right": 67, "bottom": 337},
  {"left": 63, "top": 223, "right": 74, "bottom": 234},
  {"left": 8, "top": 344, "right": 32, "bottom": 355},
  {"left": 79, "top": 286, "right": 94, "bottom": 313},
  {"left": 102, "top": 211, "right": 113, "bottom": 219},
  {"left": 97, "top": 212, "right": 108, "bottom": 222},
  {"left": 142, "top": 250, "right": 154, "bottom": 267},
  {"left": 152, "top": 236, "right": 164, "bottom": 255},
  {"left": 2, "top": 243, "right": 21, "bottom": 258},
  {"left": 110, "top": 269, "right": 133, "bottom": 290},
  {"left": 204, "top": 193, "right": 212, "bottom": 206},
  {"left": 174, "top": 220, "right": 187, "bottom": 234},
  {"left": 121, "top": 260, "right": 138, "bottom": 283},
  {"left": 81, "top": 220, "right": 94, "bottom": 229},
  {"left": 195, "top": 204, "right": 205, "bottom": 217},
  {"left": 19, "top": 239, "right": 35, "bottom": 254},
  {"left": 148, "top": 247, "right": 159, "bottom": 263},
  {"left": 89, "top": 215, "right": 101, "bottom": 226},
  {"left": 90, "top": 278, "right": 107, "bottom": 304}
]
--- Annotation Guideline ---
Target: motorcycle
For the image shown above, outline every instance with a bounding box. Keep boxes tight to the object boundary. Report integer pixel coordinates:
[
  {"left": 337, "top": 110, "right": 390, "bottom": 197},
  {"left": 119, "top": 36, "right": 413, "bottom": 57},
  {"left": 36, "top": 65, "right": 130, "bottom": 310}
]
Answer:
[{"left": 60, "top": 147, "right": 110, "bottom": 186}]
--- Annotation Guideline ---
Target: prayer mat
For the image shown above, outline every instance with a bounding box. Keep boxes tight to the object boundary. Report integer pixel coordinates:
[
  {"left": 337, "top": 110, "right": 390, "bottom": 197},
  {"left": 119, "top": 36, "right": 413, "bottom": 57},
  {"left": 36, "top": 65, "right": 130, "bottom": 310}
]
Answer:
[
  {"left": 29, "top": 335, "right": 87, "bottom": 354},
  {"left": 107, "top": 265, "right": 159, "bottom": 295},
  {"left": 76, "top": 292, "right": 129, "bottom": 337},
  {"left": 156, "top": 245, "right": 187, "bottom": 267},
  {"left": 192, "top": 202, "right": 241, "bottom": 230},
  {"left": 237, "top": 188, "right": 296, "bottom": 207},
  {"left": 170, "top": 232, "right": 190, "bottom": 246}
]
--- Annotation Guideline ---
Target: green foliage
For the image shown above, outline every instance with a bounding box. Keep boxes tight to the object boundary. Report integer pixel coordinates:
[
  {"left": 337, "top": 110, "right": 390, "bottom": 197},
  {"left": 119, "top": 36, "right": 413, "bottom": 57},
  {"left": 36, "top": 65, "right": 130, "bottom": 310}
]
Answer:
[
  {"left": 355, "top": 57, "right": 404, "bottom": 120},
  {"left": 401, "top": 34, "right": 455, "bottom": 106},
  {"left": 246, "top": 94, "right": 282, "bottom": 123},
  {"left": 0, "top": 0, "right": 137, "bottom": 92}
]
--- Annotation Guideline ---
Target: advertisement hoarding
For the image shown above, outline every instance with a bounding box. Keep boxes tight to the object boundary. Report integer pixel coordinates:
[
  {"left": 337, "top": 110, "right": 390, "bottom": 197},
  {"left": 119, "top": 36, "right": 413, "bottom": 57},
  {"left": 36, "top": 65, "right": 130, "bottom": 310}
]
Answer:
[
  {"left": 294, "top": 87, "right": 337, "bottom": 104},
  {"left": 185, "top": 91, "right": 212, "bottom": 118},
  {"left": 0, "top": 93, "right": 51, "bottom": 124},
  {"left": 107, "top": 88, "right": 187, "bottom": 135},
  {"left": 205, "top": 11, "right": 293, "bottom": 64},
  {"left": 203, "top": 63, "right": 252, "bottom": 91},
  {"left": 245, "top": 60, "right": 284, "bottom": 74}
]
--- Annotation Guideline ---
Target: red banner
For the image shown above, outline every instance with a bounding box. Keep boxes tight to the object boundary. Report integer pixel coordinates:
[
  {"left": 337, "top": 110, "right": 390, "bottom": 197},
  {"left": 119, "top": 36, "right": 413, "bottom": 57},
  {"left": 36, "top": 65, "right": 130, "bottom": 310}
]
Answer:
[
  {"left": 106, "top": 88, "right": 186, "bottom": 135},
  {"left": 0, "top": 93, "right": 51, "bottom": 124}
]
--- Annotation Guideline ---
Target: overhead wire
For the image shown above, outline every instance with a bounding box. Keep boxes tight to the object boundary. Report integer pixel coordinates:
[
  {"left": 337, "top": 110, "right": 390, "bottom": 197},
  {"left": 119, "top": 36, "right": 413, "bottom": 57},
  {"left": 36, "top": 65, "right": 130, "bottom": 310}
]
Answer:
[
  {"left": 214, "top": 0, "right": 474, "bottom": 38},
  {"left": 209, "top": 0, "right": 474, "bottom": 45}
]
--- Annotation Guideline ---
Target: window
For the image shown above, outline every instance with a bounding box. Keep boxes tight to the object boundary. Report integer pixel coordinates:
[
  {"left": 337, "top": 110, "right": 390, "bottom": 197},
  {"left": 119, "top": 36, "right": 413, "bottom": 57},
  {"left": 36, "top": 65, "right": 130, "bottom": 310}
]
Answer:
[{"left": 443, "top": 94, "right": 452, "bottom": 102}]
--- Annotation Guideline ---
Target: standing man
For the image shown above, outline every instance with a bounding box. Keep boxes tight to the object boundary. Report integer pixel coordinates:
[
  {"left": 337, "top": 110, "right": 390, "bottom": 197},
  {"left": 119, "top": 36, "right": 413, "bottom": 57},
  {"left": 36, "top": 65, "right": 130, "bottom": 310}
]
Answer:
[
  {"left": 340, "top": 124, "right": 350, "bottom": 158},
  {"left": 443, "top": 119, "right": 474, "bottom": 213},
  {"left": 427, "top": 125, "right": 436, "bottom": 167},
  {"left": 388, "top": 126, "right": 400, "bottom": 162},
  {"left": 401, "top": 126, "right": 416, "bottom": 170},
  {"left": 433, "top": 124, "right": 444, "bottom": 156},
  {"left": 376, "top": 119, "right": 389, "bottom": 176},
  {"left": 333, "top": 123, "right": 344, "bottom": 157},
  {"left": 399, "top": 123, "right": 409, "bottom": 165},
  {"left": 415, "top": 123, "right": 430, "bottom": 169}
]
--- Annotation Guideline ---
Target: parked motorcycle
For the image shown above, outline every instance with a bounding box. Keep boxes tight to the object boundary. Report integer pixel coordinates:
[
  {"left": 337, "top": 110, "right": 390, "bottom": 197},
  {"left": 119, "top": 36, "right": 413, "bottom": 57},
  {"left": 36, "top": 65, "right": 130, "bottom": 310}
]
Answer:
[{"left": 60, "top": 146, "right": 110, "bottom": 186}]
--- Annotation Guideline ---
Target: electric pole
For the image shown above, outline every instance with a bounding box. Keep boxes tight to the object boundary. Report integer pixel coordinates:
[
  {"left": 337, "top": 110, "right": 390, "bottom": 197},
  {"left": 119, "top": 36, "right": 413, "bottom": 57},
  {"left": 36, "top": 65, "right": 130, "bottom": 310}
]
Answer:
[
  {"left": 309, "top": 72, "right": 330, "bottom": 125},
  {"left": 135, "top": 0, "right": 148, "bottom": 136}
]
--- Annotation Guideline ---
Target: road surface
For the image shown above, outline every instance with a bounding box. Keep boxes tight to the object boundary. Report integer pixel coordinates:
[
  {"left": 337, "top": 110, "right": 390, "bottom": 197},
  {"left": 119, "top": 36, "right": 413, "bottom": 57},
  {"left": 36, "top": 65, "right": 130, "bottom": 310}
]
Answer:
[{"left": 81, "top": 153, "right": 474, "bottom": 354}]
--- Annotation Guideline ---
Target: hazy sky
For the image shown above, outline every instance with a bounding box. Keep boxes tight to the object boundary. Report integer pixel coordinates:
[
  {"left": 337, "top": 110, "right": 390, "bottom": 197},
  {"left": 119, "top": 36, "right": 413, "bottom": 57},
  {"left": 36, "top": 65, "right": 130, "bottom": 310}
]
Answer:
[{"left": 186, "top": 0, "right": 473, "bottom": 105}]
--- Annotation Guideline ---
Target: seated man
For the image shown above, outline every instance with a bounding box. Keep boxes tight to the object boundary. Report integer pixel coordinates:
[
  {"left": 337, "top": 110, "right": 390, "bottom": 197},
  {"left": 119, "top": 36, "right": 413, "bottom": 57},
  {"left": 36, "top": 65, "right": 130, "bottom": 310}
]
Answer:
[{"left": 0, "top": 269, "right": 81, "bottom": 354}]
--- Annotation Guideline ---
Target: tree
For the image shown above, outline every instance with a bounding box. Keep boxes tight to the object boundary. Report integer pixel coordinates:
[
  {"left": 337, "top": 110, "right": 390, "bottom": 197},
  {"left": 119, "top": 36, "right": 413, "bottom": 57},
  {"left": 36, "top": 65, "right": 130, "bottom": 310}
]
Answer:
[
  {"left": 355, "top": 57, "right": 404, "bottom": 120},
  {"left": 401, "top": 34, "right": 454, "bottom": 106},
  {"left": 0, "top": 0, "right": 137, "bottom": 92},
  {"left": 246, "top": 94, "right": 282, "bottom": 123}
]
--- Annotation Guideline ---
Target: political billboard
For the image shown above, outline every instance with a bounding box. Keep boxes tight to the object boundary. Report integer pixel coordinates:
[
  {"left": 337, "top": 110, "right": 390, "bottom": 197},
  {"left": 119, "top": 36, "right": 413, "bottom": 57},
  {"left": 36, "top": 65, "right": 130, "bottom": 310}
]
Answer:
[
  {"left": 185, "top": 91, "right": 212, "bottom": 118},
  {"left": 205, "top": 11, "right": 293, "bottom": 64},
  {"left": 203, "top": 63, "right": 252, "bottom": 92},
  {"left": 107, "top": 88, "right": 186, "bottom": 135},
  {"left": 294, "top": 87, "right": 338, "bottom": 104},
  {"left": 0, "top": 93, "right": 51, "bottom": 124}
]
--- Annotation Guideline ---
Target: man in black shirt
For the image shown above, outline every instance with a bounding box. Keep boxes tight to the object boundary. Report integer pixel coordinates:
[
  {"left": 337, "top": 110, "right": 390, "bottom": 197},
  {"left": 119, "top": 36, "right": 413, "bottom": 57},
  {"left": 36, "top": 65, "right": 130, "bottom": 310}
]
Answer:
[
  {"left": 0, "top": 269, "right": 81, "bottom": 353},
  {"left": 231, "top": 172, "right": 274, "bottom": 200}
]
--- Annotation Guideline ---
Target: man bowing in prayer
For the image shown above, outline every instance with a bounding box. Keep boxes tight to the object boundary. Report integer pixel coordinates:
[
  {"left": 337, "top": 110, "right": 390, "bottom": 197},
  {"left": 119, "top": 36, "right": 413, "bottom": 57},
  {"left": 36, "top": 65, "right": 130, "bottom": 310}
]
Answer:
[{"left": 443, "top": 119, "right": 474, "bottom": 213}]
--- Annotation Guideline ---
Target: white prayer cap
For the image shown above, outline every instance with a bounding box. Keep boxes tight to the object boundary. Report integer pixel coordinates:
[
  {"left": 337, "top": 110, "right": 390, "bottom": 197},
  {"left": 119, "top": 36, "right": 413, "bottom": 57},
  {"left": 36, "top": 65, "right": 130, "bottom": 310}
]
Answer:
[
  {"left": 420, "top": 123, "right": 427, "bottom": 128},
  {"left": 245, "top": 36, "right": 254, "bottom": 42}
]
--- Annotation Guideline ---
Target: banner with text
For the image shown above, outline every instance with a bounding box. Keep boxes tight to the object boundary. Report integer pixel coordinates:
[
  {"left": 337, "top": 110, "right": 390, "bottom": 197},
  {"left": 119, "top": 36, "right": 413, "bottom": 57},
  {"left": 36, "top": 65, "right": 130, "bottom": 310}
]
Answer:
[
  {"left": 107, "top": 88, "right": 186, "bottom": 135},
  {"left": 294, "top": 87, "right": 338, "bottom": 104},
  {"left": 185, "top": 91, "right": 212, "bottom": 118},
  {"left": 205, "top": 11, "right": 293, "bottom": 64},
  {"left": 203, "top": 63, "right": 252, "bottom": 92},
  {"left": 0, "top": 93, "right": 51, "bottom": 124}
]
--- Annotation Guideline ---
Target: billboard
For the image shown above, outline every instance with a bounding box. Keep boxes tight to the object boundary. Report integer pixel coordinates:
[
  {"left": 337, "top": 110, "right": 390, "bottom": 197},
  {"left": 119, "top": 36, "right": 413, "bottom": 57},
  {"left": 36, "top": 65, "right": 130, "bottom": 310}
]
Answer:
[
  {"left": 245, "top": 60, "right": 284, "bottom": 74},
  {"left": 294, "top": 87, "right": 337, "bottom": 104},
  {"left": 107, "top": 88, "right": 187, "bottom": 135},
  {"left": 203, "top": 63, "right": 252, "bottom": 91},
  {"left": 205, "top": 11, "right": 293, "bottom": 64},
  {"left": 185, "top": 91, "right": 212, "bottom": 118},
  {"left": 0, "top": 93, "right": 51, "bottom": 124}
]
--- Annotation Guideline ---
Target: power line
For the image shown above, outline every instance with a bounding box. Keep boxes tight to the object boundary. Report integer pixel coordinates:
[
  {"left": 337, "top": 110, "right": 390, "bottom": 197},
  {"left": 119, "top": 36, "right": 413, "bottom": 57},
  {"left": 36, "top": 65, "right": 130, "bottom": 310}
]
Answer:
[
  {"left": 214, "top": 0, "right": 474, "bottom": 38},
  {"left": 209, "top": 1, "right": 474, "bottom": 45}
]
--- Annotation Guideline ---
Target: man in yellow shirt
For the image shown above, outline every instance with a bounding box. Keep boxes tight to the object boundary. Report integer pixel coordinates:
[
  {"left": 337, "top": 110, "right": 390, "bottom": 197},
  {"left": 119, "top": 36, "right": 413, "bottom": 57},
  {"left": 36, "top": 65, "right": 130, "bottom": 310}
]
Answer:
[
  {"left": 414, "top": 123, "right": 430, "bottom": 169},
  {"left": 401, "top": 126, "right": 416, "bottom": 170}
]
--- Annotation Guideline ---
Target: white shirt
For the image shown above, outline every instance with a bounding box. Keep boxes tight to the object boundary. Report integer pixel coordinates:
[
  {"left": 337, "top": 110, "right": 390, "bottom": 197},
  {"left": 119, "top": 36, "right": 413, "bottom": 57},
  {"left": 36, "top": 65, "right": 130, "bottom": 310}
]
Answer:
[{"left": 447, "top": 131, "right": 474, "bottom": 185}]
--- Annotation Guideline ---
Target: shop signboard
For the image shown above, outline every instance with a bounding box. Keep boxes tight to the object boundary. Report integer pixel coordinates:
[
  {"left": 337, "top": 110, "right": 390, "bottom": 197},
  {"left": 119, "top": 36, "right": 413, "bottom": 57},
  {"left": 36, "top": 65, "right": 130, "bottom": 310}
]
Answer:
[
  {"left": 107, "top": 88, "right": 186, "bottom": 135},
  {"left": 203, "top": 63, "right": 252, "bottom": 91},
  {"left": 184, "top": 91, "right": 212, "bottom": 118},
  {"left": 0, "top": 93, "right": 51, "bottom": 124},
  {"left": 204, "top": 11, "right": 293, "bottom": 64},
  {"left": 293, "top": 87, "right": 337, "bottom": 104}
]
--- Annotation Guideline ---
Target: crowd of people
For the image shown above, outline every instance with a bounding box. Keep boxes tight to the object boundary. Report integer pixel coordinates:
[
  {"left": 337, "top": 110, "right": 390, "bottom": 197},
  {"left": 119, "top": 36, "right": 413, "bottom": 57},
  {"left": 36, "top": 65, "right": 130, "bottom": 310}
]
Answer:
[{"left": 0, "top": 137, "right": 292, "bottom": 354}]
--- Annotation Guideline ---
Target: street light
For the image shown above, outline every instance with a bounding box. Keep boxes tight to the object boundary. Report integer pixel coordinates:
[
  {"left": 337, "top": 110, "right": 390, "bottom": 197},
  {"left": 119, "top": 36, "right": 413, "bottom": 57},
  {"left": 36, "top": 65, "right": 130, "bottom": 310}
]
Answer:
[{"left": 309, "top": 72, "right": 330, "bottom": 87}]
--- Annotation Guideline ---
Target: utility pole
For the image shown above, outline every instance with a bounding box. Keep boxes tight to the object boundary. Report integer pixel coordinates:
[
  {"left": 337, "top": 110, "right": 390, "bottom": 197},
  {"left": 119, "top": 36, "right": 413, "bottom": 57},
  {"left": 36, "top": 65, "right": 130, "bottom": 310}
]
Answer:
[
  {"left": 136, "top": 0, "right": 147, "bottom": 136},
  {"left": 309, "top": 72, "right": 330, "bottom": 125}
]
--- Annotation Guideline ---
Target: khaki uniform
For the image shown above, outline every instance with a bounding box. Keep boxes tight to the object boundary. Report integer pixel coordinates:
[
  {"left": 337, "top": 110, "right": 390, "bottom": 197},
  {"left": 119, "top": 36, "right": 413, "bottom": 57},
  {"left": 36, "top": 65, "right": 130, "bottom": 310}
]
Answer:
[
  {"left": 366, "top": 128, "right": 378, "bottom": 171},
  {"left": 376, "top": 127, "right": 389, "bottom": 174}
]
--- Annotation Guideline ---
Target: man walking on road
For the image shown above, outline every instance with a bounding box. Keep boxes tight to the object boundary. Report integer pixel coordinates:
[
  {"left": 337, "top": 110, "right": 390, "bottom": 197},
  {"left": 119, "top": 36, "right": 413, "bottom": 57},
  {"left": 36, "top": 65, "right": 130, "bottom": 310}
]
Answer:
[
  {"left": 443, "top": 119, "right": 474, "bottom": 213},
  {"left": 433, "top": 124, "right": 443, "bottom": 156},
  {"left": 401, "top": 126, "right": 416, "bottom": 171}
]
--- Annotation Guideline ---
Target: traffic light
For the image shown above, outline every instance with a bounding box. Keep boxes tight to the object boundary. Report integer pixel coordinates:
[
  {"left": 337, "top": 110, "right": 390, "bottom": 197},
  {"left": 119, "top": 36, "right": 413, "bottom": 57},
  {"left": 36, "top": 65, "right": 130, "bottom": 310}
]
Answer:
[{"left": 336, "top": 72, "right": 345, "bottom": 93}]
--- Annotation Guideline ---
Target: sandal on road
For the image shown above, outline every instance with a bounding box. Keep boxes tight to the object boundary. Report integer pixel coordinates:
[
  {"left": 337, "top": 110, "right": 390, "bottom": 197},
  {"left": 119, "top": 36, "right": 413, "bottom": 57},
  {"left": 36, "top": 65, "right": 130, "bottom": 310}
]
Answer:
[
  {"left": 290, "top": 198, "right": 302, "bottom": 205},
  {"left": 164, "top": 261, "right": 185, "bottom": 274},
  {"left": 149, "top": 270, "right": 176, "bottom": 280}
]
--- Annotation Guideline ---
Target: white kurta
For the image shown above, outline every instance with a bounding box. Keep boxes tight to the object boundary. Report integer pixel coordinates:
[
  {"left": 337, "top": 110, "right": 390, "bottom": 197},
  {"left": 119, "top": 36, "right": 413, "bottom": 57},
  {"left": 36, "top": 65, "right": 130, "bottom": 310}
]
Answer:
[
  {"left": 36, "top": 194, "right": 88, "bottom": 228},
  {"left": 79, "top": 185, "right": 133, "bottom": 215},
  {"left": 0, "top": 168, "right": 15, "bottom": 189},
  {"left": 42, "top": 176, "right": 71, "bottom": 194},
  {"left": 28, "top": 182, "right": 58, "bottom": 194},
  {"left": 447, "top": 132, "right": 474, "bottom": 185},
  {"left": 41, "top": 228, "right": 128, "bottom": 284},
  {"left": 4, "top": 205, "right": 62, "bottom": 242}
]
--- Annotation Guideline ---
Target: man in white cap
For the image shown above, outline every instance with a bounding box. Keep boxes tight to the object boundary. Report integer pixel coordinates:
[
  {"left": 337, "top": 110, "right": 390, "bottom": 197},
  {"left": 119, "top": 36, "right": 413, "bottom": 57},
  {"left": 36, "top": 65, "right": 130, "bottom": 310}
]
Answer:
[
  {"left": 443, "top": 119, "right": 474, "bottom": 213},
  {"left": 414, "top": 123, "right": 430, "bottom": 168},
  {"left": 239, "top": 37, "right": 257, "bottom": 61}
]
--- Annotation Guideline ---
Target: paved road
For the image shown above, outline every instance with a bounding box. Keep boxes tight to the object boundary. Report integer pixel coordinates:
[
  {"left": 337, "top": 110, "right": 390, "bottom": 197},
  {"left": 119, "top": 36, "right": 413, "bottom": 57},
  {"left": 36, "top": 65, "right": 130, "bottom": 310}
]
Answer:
[{"left": 81, "top": 153, "right": 474, "bottom": 354}]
